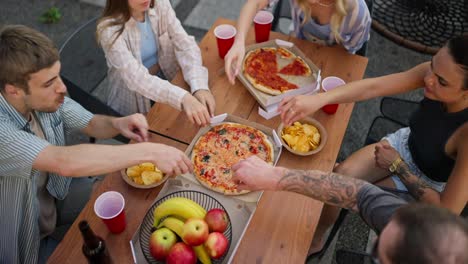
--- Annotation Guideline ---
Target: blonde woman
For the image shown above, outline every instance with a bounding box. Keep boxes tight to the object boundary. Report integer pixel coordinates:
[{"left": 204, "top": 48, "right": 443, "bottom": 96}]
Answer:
[
  {"left": 97, "top": 0, "right": 215, "bottom": 126},
  {"left": 225, "top": 0, "right": 371, "bottom": 84}
]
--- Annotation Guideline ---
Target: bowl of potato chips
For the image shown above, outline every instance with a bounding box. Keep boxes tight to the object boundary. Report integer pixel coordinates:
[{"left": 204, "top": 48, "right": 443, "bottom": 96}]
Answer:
[
  {"left": 121, "top": 162, "right": 167, "bottom": 189},
  {"left": 277, "top": 117, "right": 327, "bottom": 156}
]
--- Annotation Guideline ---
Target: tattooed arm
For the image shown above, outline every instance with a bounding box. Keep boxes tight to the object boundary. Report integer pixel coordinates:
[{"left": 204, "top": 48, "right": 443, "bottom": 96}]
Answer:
[
  {"left": 231, "top": 156, "right": 369, "bottom": 212},
  {"left": 276, "top": 169, "right": 368, "bottom": 212},
  {"left": 393, "top": 125, "right": 468, "bottom": 214},
  {"left": 374, "top": 141, "right": 441, "bottom": 204},
  {"left": 394, "top": 161, "right": 441, "bottom": 204}
]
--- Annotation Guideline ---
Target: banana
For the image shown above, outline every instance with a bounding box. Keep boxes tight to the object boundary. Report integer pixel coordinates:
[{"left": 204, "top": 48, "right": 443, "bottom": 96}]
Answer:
[
  {"left": 153, "top": 197, "right": 207, "bottom": 227},
  {"left": 157, "top": 217, "right": 212, "bottom": 264},
  {"left": 193, "top": 245, "right": 212, "bottom": 264},
  {"left": 157, "top": 217, "right": 184, "bottom": 237}
]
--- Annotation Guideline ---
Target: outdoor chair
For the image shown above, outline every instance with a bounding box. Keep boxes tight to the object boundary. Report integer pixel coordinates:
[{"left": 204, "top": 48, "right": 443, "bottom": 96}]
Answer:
[
  {"left": 59, "top": 17, "right": 128, "bottom": 144},
  {"left": 272, "top": 0, "right": 373, "bottom": 57}
]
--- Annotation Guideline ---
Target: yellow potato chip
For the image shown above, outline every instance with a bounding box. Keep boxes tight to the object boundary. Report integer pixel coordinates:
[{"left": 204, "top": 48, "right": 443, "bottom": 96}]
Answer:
[
  {"left": 284, "top": 124, "right": 301, "bottom": 135},
  {"left": 133, "top": 176, "right": 144, "bottom": 185},
  {"left": 293, "top": 135, "right": 309, "bottom": 152},
  {"left": 282, "top": 134, "right": 298, "bottom": 147},
  {"left": 309, "top": 140, "right": 318, "bottom": 150},
  {"left": 283, "top": 121, "right": 321, "bottom": 153},
  {"left": 297, "top": 144, "right": 310, "bottom": 152},
  {"left": 141, "top": 171, "right": 162, "bottom": 185},
  {"left": 126, "top": 167, "right": 141, "bottom": 178},
  {"left": 139, "top": 162, "right": 155, "bottom": 171},
  {"left": 303, "top": 124, "right": 318, "bottom": 136},
  {"left": 312, "top": 133, "right": 321, "bottom": 145}
]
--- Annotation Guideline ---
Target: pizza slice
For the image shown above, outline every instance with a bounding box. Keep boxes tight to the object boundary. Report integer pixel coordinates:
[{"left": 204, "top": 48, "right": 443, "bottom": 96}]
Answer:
[
  {"left": 279, "top": 57, "right": 312, "bottom": 76},
  {"left": 247, "top": 48, "right": 278, "bottom": 71},
  {"left": 245, "top": 71, "right": 298, "bottom": 95},
  {"left": 277, "top": 47, "right": 296, "bottom": 59}
]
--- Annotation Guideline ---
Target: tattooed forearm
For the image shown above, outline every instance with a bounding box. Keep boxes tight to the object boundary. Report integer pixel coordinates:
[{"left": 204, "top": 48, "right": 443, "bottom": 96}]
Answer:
[
  {"left": 276, "top": 169, "right": 368, "bottom": 211},
  {"left": 395, "top": 162, "right": 439, "bottom": 201}
]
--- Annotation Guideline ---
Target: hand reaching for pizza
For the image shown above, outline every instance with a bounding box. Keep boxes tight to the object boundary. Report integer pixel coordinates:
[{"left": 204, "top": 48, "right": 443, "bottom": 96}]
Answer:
[
  {"left": 182, "top": 93, "right": 212, "bottom": 126},
  {"left": 224, "top": 41, "right": 245, "bottom": 85},
  {"left": 279, "top": 94, "right": 326, "bottom": 126},
  {"left": 193, "top": 90, "right": 216, "bottom": 117},
  {"left": 231, "top": 156, "right": 283, "bottom": 191},
  {"left": 150, "top": 143, "right": 193, "bottom": 177}
]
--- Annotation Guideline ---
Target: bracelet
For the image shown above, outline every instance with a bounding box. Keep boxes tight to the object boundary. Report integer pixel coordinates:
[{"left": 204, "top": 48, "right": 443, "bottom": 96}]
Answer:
[{"left": 389, "top": 157, "right": 403, "bottom": 173}]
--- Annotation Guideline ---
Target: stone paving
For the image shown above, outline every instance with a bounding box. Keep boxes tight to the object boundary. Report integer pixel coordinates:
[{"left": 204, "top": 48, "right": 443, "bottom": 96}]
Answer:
[{"left": 0, "top": 0, "right": 431, "bottom": 263}]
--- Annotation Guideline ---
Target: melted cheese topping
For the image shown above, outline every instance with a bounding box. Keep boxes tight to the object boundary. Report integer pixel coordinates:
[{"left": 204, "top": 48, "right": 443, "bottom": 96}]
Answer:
[{"left": 193, "top": 124, "right": 273, "bottom": 192}]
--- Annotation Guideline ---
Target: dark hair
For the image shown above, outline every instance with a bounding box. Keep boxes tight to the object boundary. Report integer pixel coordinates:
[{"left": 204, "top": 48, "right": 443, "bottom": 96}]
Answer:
[
  {"left": 389, "top": 204, "right": 468, "bottom": 264},
  {"left": 96, "top": 0, "right": 155, "bottom": 47},
  {"left": 0, "top": 25, "right": 59, "bottom": 92},
  {"left": 447, "top": 34, "right": 468, "bottom": 89}
]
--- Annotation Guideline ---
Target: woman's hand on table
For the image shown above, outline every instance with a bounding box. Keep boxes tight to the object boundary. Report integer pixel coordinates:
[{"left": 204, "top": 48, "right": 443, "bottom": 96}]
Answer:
[
  {"left": 182, "top": 93, "right": 211, "bottom": 126},
  {"left": 374, "top": 141, "right": 400, "bottom": 170},
  {"left": 193, "top": 90, "right": 216, "bottom": 117},
  {"left": 224, "top": 41, "right": 245, "bottom": 85},
  {"left": 151, "top": 143, "right": 193, "bottom": 177},
  {"left": 278, "top": 94, "right": 325, "bottom": 126},
  {"left": 112, "top": 113, "right": 149, "bottom": 142},
  {"left": 232, "top": 156, "right": 283, "bottom": 191}
]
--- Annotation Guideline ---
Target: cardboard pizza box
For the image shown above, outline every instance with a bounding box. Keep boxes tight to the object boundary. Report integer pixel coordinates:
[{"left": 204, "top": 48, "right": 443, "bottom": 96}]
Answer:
[{"left": 237, "top": 39, "right": 322, "bottom": 119}]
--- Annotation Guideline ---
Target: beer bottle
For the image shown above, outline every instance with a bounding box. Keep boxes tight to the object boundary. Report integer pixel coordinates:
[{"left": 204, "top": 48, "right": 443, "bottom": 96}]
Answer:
[{"left": 79, "top": 220, "right": 113, "bottom": 264}]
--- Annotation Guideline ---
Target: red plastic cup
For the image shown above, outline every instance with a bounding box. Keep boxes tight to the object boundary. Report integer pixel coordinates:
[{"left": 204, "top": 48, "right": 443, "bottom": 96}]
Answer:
[
  {"left": 94, "top": 191, "right": 126, "bottom": 234},
  {"left": 214, "top": 24, "right": 236, "bottom": 59},
  {"left": 254, "top": 10, "right": 274, "bottom": 43},
  {"left": 321, "top": 76, "right": 346, "bottom": 114}
]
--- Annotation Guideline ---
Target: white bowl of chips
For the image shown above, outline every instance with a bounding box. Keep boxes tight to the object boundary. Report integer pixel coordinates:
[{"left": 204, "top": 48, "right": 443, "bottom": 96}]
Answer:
[
  {"left": 121, "top": 162, "right": 168, "bottom": 189},
  {"left": 277, "top": 117, "right": 327, "bottom": 156}
]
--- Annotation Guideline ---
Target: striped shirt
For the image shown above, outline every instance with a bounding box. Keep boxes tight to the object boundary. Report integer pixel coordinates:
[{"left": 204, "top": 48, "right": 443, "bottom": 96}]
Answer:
[
  {"left": 0, "top": 94, "right": 93, "bottom": 263},
  {"left": 270, "top": 0, "right": 371, "bottom": 53},
  {"left": 98, "top": 0, "right": 209, "bottom": 116}
]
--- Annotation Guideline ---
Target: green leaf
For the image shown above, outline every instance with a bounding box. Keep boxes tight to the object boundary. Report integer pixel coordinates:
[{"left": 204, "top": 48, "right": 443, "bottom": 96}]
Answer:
[{"left": 39, "top": 7, "right": 62, "bottom": 24}]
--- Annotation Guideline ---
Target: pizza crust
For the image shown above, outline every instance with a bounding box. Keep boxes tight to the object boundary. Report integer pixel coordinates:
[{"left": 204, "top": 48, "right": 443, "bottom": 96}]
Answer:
[{"left": 196, "top": 175, "right": 251, "bottom": 195}]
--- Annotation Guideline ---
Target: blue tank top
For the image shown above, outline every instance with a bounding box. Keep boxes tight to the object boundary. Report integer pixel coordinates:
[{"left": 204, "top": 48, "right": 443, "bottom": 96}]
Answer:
[
  {"left": 408, "top": 97, "right": 468, "bottom": 182},
  {"left": 137, "top": 12, "right": 158, "bottom": 69}
]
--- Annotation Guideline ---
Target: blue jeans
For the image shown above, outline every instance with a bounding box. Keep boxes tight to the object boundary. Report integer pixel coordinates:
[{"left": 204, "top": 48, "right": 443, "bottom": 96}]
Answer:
[{"left": 38, "top": 176, "right": 96, "bottom": 264}]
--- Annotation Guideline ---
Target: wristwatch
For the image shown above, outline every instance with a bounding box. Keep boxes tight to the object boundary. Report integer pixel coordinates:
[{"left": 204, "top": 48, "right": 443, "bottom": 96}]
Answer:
[{"left": 389, "top": 157, "right": 403, "bottom": 173}]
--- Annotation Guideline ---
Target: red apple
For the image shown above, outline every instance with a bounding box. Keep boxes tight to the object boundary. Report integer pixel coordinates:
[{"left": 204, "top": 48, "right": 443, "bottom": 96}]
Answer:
[
  {"left": 204, "top": 232, "right": 229, "bottom": 259},
  {"left": 204, "top": 208, "right": 228, "bottom": 233},
  {"left": 149, "top": 227, "right": 177, "bottom": 260},
  {"left": 166, "top": 242, "right": 197, "bottom": 264},
  {"left": 181, "top": 218, "right": 209, "bottom": 246}
]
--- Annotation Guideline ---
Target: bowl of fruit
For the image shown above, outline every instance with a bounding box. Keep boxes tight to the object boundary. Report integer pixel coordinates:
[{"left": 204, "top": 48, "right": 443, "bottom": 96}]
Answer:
[
  {"left": 121, "top": 162, "right": 167, "bottom": 189},
  {"left": 139, "top": 191, "right": 232, "bottom": 264}
]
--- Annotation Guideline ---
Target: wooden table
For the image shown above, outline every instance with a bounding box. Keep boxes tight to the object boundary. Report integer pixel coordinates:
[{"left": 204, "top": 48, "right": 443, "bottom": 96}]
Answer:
[{"left": 49, "top": 18, "right": 367, "bottom": 263}]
